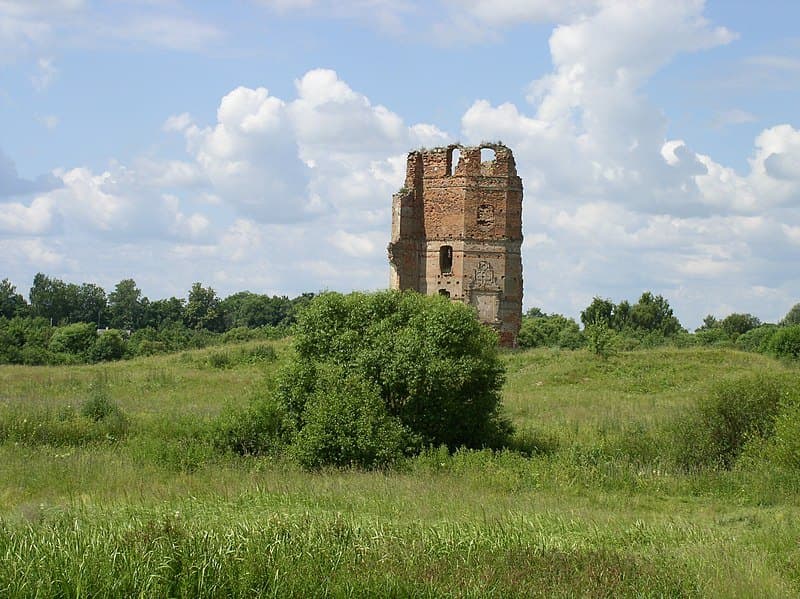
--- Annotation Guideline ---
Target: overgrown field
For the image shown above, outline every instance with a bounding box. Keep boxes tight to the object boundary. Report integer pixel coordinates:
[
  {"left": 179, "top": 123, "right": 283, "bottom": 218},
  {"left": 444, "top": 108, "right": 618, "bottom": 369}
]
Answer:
[{"left": 1, "top": 342, "right": 799, "bottom": 597}]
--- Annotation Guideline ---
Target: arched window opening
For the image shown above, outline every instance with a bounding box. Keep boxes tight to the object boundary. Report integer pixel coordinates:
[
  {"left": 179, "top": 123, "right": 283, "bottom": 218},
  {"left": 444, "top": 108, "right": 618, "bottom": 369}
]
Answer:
[
  {"left": 439, "top": 245, "right": 453, "bottom": 274},
  {"left": 438, "top": 289, "right": 450, "bottom": 298},
  {"left": 480, "top": 147, "right": 496, "bottom": 163},
  {"left": 448, "top": 148, "right": 461, "bottom": 176}
]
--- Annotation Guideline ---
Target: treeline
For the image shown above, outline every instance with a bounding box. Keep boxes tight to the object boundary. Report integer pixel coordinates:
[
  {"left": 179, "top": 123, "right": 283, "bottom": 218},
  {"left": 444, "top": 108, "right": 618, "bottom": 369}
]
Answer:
[
  {"left": 519, "top": 291, "right": 800, "bottom": 359},
  {"left": 3, "top": 274, "right": 800, "bottom": 365},
  {"left": 0, "top": 274, "right": 314, "bottom": 365}
]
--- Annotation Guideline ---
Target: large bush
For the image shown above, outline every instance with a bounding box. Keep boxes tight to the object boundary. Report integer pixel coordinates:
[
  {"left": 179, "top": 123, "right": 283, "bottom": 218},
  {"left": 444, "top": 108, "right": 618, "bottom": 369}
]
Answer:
[
  {"left": 721, "top": 313, "right": 761, "bottom": 340},
  {"left": 767, "top": 325, "right": 800, "bottom": 360},
  {"left": 672, "top": 373, "right": 793, "bottom": 469},
  {"left": 277, "top": 291, "right": 510, "bottom": 468},
  {"left": 518, "top": 312, "right": 583, "bottom": 349},
  {"left": 734, "top": 324, "right": 778, "bottom": 353},
  {"left": 48, "top": 322, "right": 96, "bottom": 356},
  {"left": 291, "top": 366, "right": 411, "bottom": 469},
  {"left": 90, "top": 329, "right": 127, "bottom": 362}
]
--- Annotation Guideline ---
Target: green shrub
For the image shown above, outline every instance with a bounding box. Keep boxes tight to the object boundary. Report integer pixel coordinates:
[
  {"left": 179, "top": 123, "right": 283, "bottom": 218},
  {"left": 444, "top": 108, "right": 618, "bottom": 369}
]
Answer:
[
  {"left": 20, "top": 345, "right": 56, "bottom": 365},
  {"left": 672, "top": 373, "right": 795, "bottom": 469},
  {"left": 91, "top": 329, "right": 127, "bottom": 362},
  {"left": 721, "top": 313, "right": 761, "bottom": 340},
  {"left": 290, "top": 367, "right": 411, "bottom": 469},
  {"left": 207, "top": 350, "right": 233, "bottom": 369},
  {"left": 753, "top": 402, "right": 800, "bottom": 469},
  {"left": 585, "top": 320, "right": 615, "bottom": 358},
  {"left": 781, "top": 303, "right": 800, "bottom": 326},
  {"left": 767, "top": 325, "right": 800, "bottom": 359},
  {"left": 80, "top": 377, "right": 124, "bottom": 423},
  {"left": 518, "top": 313, "right": 583, "bottom": 349},
  {"left": 735, "top": 324, "right": 778, "bottom": 353},
  {"left": 281, "top": 291, "right": 510, "bottom": 457},
  {"left": 670, "top": 331, "right": 698, "bottom": 348},
  {"left": 48, "top": 322, "right": 97, "bottom": 358},
  {"left": 611, "top": 333, "right": 640, "bottom": 351},
  {"left": 135, "top": 339, "right": 168, "bottom": 356},
  {"left": 694, "top": 327, "right": 731, "bottom": 347},
  {"left": 213, "top": 395, "right": 288, "bottom": 456}
]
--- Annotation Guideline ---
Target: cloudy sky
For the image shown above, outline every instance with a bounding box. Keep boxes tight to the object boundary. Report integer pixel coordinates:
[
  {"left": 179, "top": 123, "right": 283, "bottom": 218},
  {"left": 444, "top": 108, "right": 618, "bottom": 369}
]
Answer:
[{"left": 1, "top": 0, "right": 799, "bottom": 328}]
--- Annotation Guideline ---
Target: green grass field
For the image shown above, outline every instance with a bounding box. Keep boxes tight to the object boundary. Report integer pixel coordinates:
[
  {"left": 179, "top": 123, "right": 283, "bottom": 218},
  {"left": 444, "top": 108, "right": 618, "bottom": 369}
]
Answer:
[{"left": 1, "top": 341, "right": 799, "bottom": 597}]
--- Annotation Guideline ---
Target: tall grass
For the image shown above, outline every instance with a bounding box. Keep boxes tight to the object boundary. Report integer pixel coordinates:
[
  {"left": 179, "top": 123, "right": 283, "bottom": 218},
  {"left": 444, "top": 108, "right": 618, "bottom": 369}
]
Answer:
[{"left": 1, "top": 342, "right": 799, "bottom": 596}]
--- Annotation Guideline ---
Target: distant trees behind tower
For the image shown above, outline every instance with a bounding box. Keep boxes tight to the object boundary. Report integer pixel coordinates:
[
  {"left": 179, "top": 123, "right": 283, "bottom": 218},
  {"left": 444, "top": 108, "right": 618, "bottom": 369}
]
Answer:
[
  {"left": 0, "top": 273, "right": 314, "bottom": 365},
  {"left": 520, "top": 292, "right": 800, "bottom": 359}
]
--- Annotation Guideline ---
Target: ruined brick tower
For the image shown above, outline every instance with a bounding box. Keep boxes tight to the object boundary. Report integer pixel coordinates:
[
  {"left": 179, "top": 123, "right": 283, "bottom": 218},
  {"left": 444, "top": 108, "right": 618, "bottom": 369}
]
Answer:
[{"left": 388, "top": 143, "right": 523, "bottom": 346}]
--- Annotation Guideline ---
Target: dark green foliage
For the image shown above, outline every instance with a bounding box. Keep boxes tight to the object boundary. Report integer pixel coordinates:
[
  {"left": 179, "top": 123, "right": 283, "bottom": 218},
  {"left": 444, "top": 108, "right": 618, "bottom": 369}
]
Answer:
[
  {"left": 220, "top": 326, "right": 260, "bottom": 343},
  {"left": 767, "top": 325, "right": 800, "bottom": 359},
  {"left": 90, "top": 329, "right": 127, "bottom": 362},
  {"left": 213, "top": 395, "right": 288, "bottom": 456},
  {"left": 752, "top": 402, "right": 800, "bottom": 469},
  {"left": 629, "top": 292, "right": 682, "bottom": 336},
  {"left": 780, "top": 303, "right": 800, "bottom": 326},
  {"left": 72, "top": 283, "right": 108, "bottom": 325},
  {"left": 673, "top": 373, "right": 795, "bottom": 469},
  {"left": 48, "top": 322, "right": 96, "bottom": 356},
  {"left": 580, "top": 292, "right": 682, "bottom": 347},
  {"left": 220, "top": 292, "right": 294, "bottom": 329},
  {"left": 141, "top": 296, "right": 185, "bottom": 329},
  {"left": 735, "top": 324, "right": 778, "bottom": 353},
  {"left": 108, "top": 279, "right": 145, "bottom": 330},
  {"left": 29, "top": 272, "right": 72, "bottom": 323},
  {"left": 580, "top": 297, "right": 615, "bottom": 327},
  {"left": 220, "top": 326, "right": 290, "bottom": 344},
  {"left": 184, "top": 282, "right": 225, "bottom": 332},
  {"left": 279, "top": 291, "right": 510, "bottom": 467},
  {"left": 0, "top": 316, "right": 51, "bottom": 363},
  {"left": 584, "top": 319, "right": 615, "bottom": 358},
  {"left": 721, "top": 313, "right": 761, "bottom": 340},
  {"left": 0, "top": 273, "right": 310, "bottom": 364},
  {"left": 0, "top": 278, "right": 28, "bottom": 318},
  {"left": 698, "top": 314, "right": 718, "bottom": 330},
  {"left": 518, "top": 311, "right": 583, "bottom": 349},
  {"left": 291, "top": 366, "right": 411, "bottom": 469},
  {"left": 694, "top": 326, "right": 731, "bottom": 346}
]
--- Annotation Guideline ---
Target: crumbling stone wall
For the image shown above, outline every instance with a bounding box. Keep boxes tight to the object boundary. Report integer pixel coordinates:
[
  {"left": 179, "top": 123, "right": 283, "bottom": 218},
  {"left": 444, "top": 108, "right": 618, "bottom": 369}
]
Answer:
[{"left": 388, "top": 143, "right": 523, "bottom": 346}]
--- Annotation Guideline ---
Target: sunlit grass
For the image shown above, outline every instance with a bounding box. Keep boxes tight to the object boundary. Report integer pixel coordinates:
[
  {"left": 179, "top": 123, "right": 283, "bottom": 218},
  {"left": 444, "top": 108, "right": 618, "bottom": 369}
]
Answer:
[{"left": 1, "top": 341, "right": 799, "bottom": 596}]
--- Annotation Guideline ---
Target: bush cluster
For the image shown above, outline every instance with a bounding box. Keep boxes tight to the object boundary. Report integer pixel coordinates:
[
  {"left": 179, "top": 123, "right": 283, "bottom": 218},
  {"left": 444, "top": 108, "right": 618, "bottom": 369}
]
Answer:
[
  {"left": 0, "top": 316, "right": 288, "bottom": 366},
  {"left": 672, "top": 372, "right": 799, "bottom": 470},
  {"left": 518, "top": 310, "right": 584, "bottom": 349},
  {"left": 216, "top": 291, "right": 511, "bottom": 470},
  {"left": 0, "top": 274, "right": 309, "bottom": 366}
]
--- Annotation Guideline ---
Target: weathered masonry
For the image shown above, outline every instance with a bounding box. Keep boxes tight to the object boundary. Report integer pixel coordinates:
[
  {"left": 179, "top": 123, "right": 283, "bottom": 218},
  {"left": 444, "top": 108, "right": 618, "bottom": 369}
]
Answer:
[{"left": 388, "top": 143, "right": 523, "bottom": 346}]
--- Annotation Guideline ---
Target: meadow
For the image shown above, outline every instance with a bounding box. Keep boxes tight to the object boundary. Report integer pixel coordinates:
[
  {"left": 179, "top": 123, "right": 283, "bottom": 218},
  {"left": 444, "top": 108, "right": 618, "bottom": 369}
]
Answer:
[{"left": 1, "top": 340, "right": 799, "bottom": 597}]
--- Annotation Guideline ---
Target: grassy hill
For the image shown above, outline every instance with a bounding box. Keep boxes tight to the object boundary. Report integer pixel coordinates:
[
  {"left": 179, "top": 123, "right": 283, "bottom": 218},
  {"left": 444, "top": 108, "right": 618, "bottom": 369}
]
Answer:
[{"left": 1, "top": 342, "right": 799, "bottom": 596}]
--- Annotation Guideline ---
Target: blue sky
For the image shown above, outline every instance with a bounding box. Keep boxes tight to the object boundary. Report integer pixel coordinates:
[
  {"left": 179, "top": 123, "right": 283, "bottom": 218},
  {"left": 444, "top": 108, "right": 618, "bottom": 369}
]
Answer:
[{"left": 1, "top": 0, "right": 800, "bottom": 328}]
